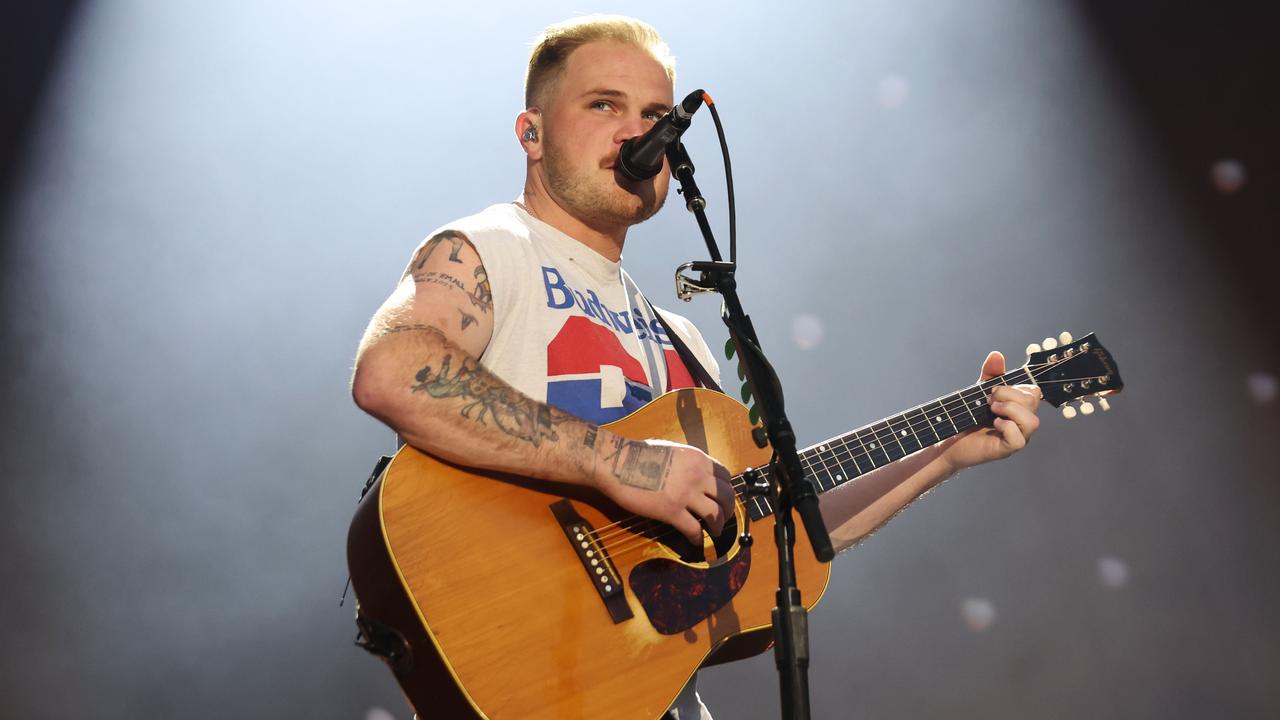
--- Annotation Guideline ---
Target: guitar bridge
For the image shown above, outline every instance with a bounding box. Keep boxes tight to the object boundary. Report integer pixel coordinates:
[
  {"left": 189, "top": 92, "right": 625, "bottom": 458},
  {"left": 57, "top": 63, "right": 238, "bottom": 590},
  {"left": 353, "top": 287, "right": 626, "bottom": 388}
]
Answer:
[{"left": 549, "top": 500, "right": 633, "bottom": 624}]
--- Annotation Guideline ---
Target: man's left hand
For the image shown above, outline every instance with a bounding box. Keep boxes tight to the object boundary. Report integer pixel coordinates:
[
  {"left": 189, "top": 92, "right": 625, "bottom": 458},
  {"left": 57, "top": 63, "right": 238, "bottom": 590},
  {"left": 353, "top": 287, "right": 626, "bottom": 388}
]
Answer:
[{"left": 939, "top": 350, "right": 1042, "bottom": 472}]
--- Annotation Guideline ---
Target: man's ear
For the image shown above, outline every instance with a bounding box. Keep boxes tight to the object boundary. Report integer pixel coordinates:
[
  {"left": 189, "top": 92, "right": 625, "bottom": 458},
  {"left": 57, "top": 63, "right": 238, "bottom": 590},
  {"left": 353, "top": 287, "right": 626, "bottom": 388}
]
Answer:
[{"left": 515, "top": 109, "right": 542, "bottom": 160}]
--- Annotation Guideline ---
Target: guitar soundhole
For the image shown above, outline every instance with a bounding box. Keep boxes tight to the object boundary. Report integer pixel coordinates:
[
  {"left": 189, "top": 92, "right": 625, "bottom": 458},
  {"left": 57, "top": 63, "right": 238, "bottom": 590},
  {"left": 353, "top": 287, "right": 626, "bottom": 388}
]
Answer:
[{"left": 657, "top": 513, "right": 739, "bottom": 564}]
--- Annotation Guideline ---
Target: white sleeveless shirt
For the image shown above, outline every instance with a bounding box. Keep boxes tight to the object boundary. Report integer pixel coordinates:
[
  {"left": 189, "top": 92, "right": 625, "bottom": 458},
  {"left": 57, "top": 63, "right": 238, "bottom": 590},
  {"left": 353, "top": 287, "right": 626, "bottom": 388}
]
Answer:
[{"left": 427, "top": 202, "right": 721, "bottom": 420}]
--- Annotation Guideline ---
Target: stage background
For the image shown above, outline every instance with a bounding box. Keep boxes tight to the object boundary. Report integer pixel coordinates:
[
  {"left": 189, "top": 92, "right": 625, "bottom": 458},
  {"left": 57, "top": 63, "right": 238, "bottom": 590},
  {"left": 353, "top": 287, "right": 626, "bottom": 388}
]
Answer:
[{"left": 3, "top": 1, "right": 1277, "bottom": 717}]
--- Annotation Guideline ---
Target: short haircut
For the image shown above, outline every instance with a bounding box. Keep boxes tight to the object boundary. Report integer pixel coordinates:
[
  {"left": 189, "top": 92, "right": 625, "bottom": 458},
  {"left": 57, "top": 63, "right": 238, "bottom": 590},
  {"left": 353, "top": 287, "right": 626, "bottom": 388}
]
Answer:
[{"left": 524, "top": 14, "right": 677, "bottom": 108}]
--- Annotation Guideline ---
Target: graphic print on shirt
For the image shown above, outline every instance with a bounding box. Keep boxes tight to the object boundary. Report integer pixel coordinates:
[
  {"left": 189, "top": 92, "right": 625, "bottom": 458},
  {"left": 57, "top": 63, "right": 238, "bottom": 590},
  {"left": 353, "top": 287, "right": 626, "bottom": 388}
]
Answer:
[{"left": 542, "top": 265, "right": 694, "bottom": 423}]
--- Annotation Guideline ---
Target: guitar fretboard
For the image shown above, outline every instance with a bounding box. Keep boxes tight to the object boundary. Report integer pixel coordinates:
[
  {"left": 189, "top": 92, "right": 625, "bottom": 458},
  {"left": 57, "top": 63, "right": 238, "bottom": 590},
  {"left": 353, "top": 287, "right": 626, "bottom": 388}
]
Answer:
[{"left": 743, "top": 366, "right": 1035, "bottom": 520}]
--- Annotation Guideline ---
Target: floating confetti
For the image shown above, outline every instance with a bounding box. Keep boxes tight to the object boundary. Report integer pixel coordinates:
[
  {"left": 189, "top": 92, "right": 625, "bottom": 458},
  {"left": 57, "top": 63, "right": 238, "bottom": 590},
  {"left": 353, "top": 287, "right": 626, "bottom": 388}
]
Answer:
[
  {"left": 1097, "top": 556, "right": 1130, "bottom": 589},
  {"left": 791, "top": 313, "right": 825, "bottom": 350},
  {"left": 1210, "top": 159, "right": 1247, "bottom": 194},
  {"left": 1247, "top": 372, "right": 1278, "bottom": 406},
  {"left": 961, "top": 597, "right": 996, "bottom": 632},
  {"left": 877, "top": 74, "right": 910, "bottom": 109}
]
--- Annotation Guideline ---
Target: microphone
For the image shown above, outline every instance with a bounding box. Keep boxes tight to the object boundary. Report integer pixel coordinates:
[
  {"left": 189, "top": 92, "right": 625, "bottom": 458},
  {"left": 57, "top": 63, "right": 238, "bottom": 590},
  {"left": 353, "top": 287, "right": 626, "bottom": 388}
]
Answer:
[{"left": 617, "top": 89, "right": 706, "bottom": 181}]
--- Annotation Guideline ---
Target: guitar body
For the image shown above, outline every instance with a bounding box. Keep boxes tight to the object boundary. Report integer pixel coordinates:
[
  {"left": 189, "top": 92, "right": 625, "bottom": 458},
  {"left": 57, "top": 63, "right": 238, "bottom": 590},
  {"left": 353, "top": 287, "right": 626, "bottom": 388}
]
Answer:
[{"left": 348, "top": 388, "right": 832, "bottom": 719}]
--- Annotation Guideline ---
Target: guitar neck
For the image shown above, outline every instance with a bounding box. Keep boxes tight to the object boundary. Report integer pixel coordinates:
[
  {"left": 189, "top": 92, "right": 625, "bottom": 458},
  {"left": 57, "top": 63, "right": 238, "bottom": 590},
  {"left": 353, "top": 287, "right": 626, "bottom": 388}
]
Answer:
[{"left": 744, "top": 366, "right": 1035, "bottom": 520}]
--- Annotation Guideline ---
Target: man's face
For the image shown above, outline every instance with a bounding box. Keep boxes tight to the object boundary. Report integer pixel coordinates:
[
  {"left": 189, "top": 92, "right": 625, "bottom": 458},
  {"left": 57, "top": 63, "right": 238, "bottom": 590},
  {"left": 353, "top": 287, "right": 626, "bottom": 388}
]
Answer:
[{"left": 537, "top": 41, "right": 675, "bottom": 231}]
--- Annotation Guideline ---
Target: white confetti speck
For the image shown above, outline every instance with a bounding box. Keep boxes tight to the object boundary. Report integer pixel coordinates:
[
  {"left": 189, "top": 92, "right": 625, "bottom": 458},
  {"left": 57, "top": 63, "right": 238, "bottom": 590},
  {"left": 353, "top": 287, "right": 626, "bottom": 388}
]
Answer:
[
  {"left": 961, "top": 598, "right": 996, "bottom": 632},
  {"left": 791, "top": 313, "right": 825, "bottom": 350},
  {"left": 1210, "top": 159, "right": 1247, "bottom": 194},
  {"left": 1097, "top": 556, "right": 1130, "bottom": 588},
  {"left": 877, "top": 74, "right": 910, "bottom": 109},
  {"left": 1247, "top": 372, "right": 1277, "bottom": 406}
]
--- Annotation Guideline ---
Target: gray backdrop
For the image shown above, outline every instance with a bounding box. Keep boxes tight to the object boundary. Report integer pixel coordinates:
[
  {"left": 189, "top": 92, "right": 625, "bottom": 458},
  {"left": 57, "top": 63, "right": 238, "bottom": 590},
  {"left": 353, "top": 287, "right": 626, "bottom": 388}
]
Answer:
[{"left": 3, "top": 1, "right": 1277, "bottom": 718}]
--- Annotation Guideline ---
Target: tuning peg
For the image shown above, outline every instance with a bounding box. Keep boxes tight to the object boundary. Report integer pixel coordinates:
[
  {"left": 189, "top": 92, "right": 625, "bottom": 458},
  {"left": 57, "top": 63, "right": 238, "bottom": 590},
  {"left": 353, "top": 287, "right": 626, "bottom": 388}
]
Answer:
[
  {"left": 1079, "top": 401, "right": 1095, "bottom": 415},
  {"left": 1062, "top": 405, "right": 1077, "bottom": 419},
  {"left": 1025, "top": 342, "right": 1042, "bottom": 356},
  {"left": 1099, "top": 397, "right": 1111, "bottom": 412},
  {"left": 1042, "top": 337, "right": 1059, "bottom": 350},
  {"left": 1058, "top": 331, "right": 1073, "bottom": 345}
]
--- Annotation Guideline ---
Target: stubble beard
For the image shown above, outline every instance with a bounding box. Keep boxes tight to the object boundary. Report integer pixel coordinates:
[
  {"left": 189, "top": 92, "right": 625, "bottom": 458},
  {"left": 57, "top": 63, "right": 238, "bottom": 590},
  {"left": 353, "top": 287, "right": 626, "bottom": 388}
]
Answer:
[{"left": 542, "top": 144, "right": 666, "bottom": 230}]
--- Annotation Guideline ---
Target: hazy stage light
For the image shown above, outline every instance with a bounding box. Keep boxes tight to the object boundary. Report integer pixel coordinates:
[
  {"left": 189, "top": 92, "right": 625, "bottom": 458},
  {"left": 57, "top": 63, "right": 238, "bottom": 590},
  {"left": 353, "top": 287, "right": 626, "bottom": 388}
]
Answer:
[
  {"left": 1210, "top": 159, "right": 1247, "bottom": 194},
  {"left": 961, "top": 598, "right": 996, "bottom": 632},
  {"left": 1097, "top": 556, "right": 1130, "bottom": 589},
  {"left": 877, "top": 74, "right": 910, "bottom": 109},
  {"left": 791, "top": 313, "right": 826, "bottom": 350},
  {"left": 1247, "top": 372, "right": 1278, "bottom": 406},
  {"left": 364, "top": 707, "right": 396, "bottom": 720}
]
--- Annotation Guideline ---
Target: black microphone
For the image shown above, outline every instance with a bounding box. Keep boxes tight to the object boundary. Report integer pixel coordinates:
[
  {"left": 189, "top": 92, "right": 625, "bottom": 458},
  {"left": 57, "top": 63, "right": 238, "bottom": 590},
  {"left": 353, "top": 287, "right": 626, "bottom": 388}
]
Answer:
[{"left": 617, "top": 89, "right": 706, "bottom": 181}]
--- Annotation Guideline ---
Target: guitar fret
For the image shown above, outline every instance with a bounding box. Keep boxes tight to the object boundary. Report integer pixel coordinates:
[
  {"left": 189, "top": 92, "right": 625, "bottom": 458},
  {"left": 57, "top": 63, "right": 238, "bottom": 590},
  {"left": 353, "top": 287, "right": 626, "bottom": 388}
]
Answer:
[
  {"left": 740, "top": 366, "right": 1036, "bottom": 520},
  {"left": 886, "top": 414, "right": 922, "bottom": 457}
]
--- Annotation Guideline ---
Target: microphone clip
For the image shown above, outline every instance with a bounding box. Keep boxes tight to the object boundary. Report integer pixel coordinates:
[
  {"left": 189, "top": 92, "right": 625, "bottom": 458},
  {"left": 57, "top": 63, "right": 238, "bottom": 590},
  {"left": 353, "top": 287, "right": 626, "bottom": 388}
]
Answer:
[{"left": 674, "top": 260, "right": 735, "bottom": 302}]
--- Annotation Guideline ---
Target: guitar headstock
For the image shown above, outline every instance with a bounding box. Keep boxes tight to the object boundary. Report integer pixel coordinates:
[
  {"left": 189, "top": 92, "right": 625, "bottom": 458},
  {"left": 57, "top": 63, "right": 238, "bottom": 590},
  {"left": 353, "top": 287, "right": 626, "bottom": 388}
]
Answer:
[{"left": 1023, "top": 332, "right": 1123, "bottom": 418}]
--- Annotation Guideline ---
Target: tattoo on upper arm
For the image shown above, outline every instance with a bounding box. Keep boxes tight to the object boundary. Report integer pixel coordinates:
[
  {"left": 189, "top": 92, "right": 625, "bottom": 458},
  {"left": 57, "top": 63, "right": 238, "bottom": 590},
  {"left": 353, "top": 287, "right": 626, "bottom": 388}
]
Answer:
[
  {"left": 469, "top": 265, "right": 493, "bottom": 314},
  {"left": 458, "top": 308, "right": 478, "bottom": 331},
  {"left": 374, "top": 323, "right": 447, "bottom": 341},
  {"left": 405, "top": 230, "right": 467, "bottom": 281},
  {"left": 601, "top": 436, "right": 671, "bottom": 491},
  {"left": 416, "top": 271, "right": 468, "bottom": 292},
  {"left": 411, "top": 350, "right": 562, "bottom": 447}
]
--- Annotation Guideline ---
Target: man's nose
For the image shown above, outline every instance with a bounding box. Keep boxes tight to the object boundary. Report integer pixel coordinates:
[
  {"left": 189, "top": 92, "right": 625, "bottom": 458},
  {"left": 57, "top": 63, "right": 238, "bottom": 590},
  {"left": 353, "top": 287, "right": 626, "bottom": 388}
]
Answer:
[{"left": 614, "top": 116, "right": 648, "bottom": 144}]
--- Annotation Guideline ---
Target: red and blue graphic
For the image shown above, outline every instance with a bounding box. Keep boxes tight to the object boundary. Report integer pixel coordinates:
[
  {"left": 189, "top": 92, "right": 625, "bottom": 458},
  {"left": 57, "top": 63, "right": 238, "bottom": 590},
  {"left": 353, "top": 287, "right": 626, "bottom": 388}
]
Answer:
[
  {"left": 540, "top": 265, "right": 697, "bottom": 422},
  {"left": 547, "top": 316, "right": 653, "bottom": 423}
]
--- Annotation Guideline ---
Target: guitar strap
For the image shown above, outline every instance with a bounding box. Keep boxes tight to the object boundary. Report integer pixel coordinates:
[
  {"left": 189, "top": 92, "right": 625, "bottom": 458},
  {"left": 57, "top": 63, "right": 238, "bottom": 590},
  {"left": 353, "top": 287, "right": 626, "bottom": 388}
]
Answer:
[
  {"left": 620, "top": 269, "right": 723, "bottom": 395},
  {"left": 649, "top": 306, "right": 723, "bottom": 394}
]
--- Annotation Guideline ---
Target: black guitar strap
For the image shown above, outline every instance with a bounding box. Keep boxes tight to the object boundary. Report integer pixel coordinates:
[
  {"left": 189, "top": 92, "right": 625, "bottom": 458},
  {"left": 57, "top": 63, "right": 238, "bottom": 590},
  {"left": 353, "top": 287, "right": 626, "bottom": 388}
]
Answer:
[{"left": 650, "top": 307, "right": 723, "bottom": 394}]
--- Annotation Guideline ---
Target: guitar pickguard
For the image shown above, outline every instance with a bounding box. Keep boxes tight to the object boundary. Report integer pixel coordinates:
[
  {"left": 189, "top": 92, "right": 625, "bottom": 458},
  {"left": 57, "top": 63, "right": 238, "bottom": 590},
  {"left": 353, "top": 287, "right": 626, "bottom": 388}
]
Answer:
[{"left": 628, "top": 546, "right": 751, "bottom": 635}]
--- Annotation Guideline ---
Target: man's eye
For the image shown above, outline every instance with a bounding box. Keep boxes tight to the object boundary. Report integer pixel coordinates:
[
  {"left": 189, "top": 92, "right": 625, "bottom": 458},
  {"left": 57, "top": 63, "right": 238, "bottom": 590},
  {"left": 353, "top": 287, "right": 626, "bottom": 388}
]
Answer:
[
  {"left": 643, "top": 111, "right": 664, "bottom": 122},
  {"left": 591, "top": 100, "right": 612, "bottom": 111}
]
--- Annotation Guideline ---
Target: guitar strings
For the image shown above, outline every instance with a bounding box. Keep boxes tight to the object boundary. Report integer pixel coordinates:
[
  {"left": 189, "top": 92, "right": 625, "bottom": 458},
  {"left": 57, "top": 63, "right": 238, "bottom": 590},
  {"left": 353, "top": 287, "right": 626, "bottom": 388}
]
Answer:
[
  {"left": 586, "top": 356, "right": 1099, "bottom": 557},
  {"left": 589, "top": 361, "right": 1091, "bottom": 555},
  {"left": 591, "top": 371, "right": 1104, "bottom": 560},
  {"left": 591, "top": 368, "right": 1111, "bottom": 556}
]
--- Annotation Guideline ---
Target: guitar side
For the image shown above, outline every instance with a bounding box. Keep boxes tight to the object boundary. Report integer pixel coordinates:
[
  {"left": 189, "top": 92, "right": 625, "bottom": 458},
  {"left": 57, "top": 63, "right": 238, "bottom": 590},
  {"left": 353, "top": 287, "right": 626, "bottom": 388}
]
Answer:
[{"left": 348, "top": 388, "right": 833, "bottom": 719}]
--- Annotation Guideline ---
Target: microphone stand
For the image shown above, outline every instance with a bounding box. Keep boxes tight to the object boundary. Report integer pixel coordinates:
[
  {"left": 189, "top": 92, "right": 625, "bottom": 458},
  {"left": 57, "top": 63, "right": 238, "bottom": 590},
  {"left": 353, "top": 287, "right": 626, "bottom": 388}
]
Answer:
[{"left": 665, "top": 140, "right": 835, "bottom": 720}]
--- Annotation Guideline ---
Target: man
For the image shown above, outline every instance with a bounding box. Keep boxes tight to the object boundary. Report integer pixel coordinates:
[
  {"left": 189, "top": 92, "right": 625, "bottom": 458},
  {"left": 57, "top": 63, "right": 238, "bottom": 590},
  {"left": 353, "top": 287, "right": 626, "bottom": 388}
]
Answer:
[{"left": 351, "top": 14, "right": 1041, "bottom": 719}]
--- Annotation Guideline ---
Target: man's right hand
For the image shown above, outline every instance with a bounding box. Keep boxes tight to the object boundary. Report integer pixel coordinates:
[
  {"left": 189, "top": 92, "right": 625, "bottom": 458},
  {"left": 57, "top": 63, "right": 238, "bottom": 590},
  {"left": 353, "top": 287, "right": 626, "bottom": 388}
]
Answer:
[{"left": 591, "top": 433, "right": 736, "bottom": 545}]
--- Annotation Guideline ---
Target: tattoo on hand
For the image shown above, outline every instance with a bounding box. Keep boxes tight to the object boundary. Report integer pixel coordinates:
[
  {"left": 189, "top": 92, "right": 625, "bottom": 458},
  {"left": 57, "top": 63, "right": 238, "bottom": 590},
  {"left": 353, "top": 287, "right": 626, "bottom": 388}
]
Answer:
[
  {"left": 405, "top": 230, "right": 467, "bottom": 280},
  {"left": 602, "top": 437, "right": 671, "bottom": 491},
  {"left": 411, "top": 350, "right": 561, "bottom": 447}
]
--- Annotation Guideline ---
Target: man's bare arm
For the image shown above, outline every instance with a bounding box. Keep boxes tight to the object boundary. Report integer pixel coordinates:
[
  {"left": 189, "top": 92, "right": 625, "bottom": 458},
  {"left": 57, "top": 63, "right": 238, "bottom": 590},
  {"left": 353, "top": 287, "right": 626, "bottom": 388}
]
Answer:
[
  {"left": 350, "top": 231, "right": 734, "bottom": 543},
  {"left": 819, "top": 352, "right": 1043, "bottom": 553}
]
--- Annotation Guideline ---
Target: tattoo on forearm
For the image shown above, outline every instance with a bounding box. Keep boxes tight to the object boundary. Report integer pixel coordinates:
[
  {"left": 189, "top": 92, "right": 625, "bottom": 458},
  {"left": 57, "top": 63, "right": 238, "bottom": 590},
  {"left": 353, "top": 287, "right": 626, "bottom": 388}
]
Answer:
[
  {"left": 458, "top": 308, "right": 478, "bottom": 331},
  {"left": 405, "top": 230, "right": 467, "bottom": 281},
  {"left": 583, "top": 425, "right": 598, "bottom": 449},
  {"left": 602, "top": 436, "right": 671, "bottom": 491},
  {"left": 411, "top": 351, "right": 562, "bottom": 447},
  {"left": 469, "top": 265, "right": 493, "bottom": 314}
]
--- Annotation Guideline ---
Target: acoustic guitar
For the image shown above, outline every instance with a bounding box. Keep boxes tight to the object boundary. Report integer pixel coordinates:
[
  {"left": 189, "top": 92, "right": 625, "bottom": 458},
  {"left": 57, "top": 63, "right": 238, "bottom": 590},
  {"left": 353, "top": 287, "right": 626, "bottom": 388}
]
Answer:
[{"left": 347, "top": 332, "right": 1122, "bottom": 719}]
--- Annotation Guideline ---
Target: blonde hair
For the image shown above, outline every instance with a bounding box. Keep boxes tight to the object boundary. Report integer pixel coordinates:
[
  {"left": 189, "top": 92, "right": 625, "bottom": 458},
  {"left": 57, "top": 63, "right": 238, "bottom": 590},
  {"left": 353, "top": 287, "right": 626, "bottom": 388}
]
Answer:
[{"left": 524, "top": 14, "right": 677, "bottom": 108}]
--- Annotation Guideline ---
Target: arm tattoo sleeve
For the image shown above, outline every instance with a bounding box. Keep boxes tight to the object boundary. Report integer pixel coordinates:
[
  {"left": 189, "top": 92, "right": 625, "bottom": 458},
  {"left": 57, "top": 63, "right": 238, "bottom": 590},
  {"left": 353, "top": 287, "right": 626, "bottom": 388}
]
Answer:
[{"left": 411, "top": 343, "right": 563, "bottom": 448}]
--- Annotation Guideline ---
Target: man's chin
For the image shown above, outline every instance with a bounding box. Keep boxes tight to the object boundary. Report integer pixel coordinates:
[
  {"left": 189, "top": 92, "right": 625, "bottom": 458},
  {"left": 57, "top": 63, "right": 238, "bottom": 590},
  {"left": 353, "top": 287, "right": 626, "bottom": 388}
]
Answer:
[{"left": 613, "top": 185, "right": 665, "bottom": 225}]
